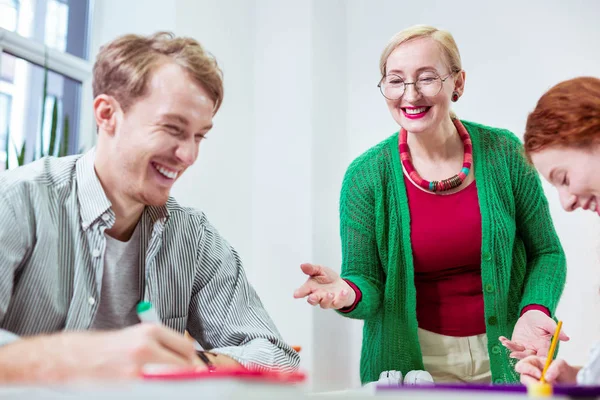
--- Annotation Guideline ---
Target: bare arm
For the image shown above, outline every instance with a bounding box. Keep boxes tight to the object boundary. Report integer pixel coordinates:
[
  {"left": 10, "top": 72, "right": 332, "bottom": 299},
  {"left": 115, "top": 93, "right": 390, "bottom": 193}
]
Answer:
[{"left": 0, "top": 324, "right": 197, "bottom": 383}]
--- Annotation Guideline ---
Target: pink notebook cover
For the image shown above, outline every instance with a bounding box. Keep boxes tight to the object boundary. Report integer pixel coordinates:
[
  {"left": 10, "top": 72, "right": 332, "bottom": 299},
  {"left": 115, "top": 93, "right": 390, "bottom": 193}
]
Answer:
[{"left": 143, "top": 367, "right": 306, "bottom": 384}]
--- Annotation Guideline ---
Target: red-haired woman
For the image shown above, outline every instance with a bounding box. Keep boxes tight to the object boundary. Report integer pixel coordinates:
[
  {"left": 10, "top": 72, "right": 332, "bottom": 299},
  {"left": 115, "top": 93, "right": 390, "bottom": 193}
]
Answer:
[{"left": 510, "top": 76, "right": 600, "bottom": 385}]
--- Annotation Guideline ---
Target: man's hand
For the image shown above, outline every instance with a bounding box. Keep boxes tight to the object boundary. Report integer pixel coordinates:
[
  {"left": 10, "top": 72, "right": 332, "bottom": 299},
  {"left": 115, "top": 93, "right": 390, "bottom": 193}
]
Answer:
[
  {"left": 0, "top": 323, "right": 198, "bottom": 383},
  {"left": 198, "top": 351, "right": 243, "bottom": 370}
]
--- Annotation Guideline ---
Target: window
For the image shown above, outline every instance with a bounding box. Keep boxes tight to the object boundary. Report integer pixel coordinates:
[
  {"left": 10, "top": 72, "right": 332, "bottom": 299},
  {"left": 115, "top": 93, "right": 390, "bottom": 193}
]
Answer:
[
  {"left": 45, "top": 0, "right": 69, "bottom": 52},
  {"left": 0, "top": 92, "right": 11, "bottom": 170},
  {"left": 0, "top": 0, "right": 19, "bottom": 33},
  {"left": 1, "top": 0, "right": 89, "bottom": 58},
  {"left": 0, "top": 0, "right": 92, "bottom": 170}
]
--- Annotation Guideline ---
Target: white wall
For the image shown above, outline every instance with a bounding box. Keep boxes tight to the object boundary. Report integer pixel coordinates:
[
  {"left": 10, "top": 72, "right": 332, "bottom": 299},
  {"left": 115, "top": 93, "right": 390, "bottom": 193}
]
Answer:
[
  {"left": 311, "top": 0, "right": 364, "bottom": 391},
  {"left": 89, "top": 0, "right": 600, "bottom": 391},
  {"left": 250, "top": 0, "right": 315, "bottom": 382}
]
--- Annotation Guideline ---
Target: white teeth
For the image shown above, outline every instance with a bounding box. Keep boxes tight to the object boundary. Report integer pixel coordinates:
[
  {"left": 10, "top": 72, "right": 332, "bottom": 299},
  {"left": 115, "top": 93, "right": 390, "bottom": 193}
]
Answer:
[
  {"left": 154, "top": 163, "right": 178, "bottom": 179},
  {"left": 405, "top": 107, "right": 427, "bottom": 115},
  {"left": 591, "top": 201, "right": 597, "bottom": 212}
]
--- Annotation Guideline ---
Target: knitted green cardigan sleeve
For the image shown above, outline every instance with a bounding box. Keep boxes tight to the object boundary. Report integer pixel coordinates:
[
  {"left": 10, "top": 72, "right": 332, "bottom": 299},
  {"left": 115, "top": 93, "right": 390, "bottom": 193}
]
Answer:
[
  {"left": 336, "top": 154, "right": 385, "bottom": 320},
  {"left": 505, "top": 134, "right": 566, "bottom": 313}
]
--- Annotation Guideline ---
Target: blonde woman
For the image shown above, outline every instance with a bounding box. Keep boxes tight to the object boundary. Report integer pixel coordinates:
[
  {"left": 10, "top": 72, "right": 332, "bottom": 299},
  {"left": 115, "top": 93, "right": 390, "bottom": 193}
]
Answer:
[{"left": 294, "top": 25, "right": 566, "bottom": 384}]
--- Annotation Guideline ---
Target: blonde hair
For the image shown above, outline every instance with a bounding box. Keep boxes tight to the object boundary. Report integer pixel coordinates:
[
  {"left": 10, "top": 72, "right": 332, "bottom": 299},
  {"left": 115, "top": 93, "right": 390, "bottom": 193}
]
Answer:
[
  {"left": 379, "top": 25, "right": 462, "bottom": 119},
  {"left": 93, "top": 32, "right": 224, "bottom": 114}
]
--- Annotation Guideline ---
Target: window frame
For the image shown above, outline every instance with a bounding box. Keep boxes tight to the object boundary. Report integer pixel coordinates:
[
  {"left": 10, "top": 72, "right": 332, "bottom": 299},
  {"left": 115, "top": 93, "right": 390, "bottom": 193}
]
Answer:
[
  {"left": 0, "top": 1, "right": 93, "bottom": 164},
  {"left": 0, "top": 91, "right": 12, "bottom": 146}
]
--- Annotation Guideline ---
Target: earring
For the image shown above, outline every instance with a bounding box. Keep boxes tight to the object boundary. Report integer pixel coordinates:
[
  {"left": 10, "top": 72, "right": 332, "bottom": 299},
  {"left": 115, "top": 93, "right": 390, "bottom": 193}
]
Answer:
[{"left": 451, "top": 91, "right": 460, "bottom": 102}]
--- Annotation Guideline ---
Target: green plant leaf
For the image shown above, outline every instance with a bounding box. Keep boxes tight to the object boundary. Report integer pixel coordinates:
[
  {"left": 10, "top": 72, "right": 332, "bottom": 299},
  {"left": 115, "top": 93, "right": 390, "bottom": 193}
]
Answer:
[
  {"left": 48, "top": 96, "right": 58, "bottom": 156},
  {"left": 18, "top": 140, "right": 26, "bottom": 166},
  {"left": 11, "top": 137, "right": 26, "bottom": 167},
  {"left": 60, "top": 114, "right": 70, "bottom": 157},
  {"left": 39, "top": 48, "right": 49, "bottom": 159}
]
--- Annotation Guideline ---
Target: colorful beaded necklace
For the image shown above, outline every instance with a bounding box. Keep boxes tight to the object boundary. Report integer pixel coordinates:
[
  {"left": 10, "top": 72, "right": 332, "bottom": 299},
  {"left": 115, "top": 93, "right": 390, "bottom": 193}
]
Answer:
[{"left": 399, "top": 118, "right": 473, "bottom": 193}]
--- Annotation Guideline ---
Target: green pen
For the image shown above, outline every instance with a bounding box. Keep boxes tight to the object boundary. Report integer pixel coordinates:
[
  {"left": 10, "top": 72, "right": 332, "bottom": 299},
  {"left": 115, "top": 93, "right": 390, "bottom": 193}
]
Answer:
[{"left": 137, "top": 301, "right": 161, "bottom": 324}]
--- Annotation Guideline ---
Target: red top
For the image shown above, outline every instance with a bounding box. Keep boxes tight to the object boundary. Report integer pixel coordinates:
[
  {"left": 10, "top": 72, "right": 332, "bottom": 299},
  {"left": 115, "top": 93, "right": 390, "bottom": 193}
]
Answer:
[{"left": 405, "top": 175, "right": 485, "bottom": 336}]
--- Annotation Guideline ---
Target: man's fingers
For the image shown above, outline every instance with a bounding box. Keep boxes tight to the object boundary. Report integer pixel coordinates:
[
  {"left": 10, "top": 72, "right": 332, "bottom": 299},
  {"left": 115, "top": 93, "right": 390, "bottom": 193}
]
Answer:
[
  {"left": 143, "top": 341, "right": 194, "bottom": 367},
  {"left": 145, "top": 324, "right": 196, "bottom": 362}
]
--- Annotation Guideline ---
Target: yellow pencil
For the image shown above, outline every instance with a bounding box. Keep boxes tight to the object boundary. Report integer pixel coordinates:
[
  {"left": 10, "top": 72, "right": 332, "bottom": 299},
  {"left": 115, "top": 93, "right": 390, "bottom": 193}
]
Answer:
[{"left": 540, "top": 320, "right": 563, "bottom": 384}]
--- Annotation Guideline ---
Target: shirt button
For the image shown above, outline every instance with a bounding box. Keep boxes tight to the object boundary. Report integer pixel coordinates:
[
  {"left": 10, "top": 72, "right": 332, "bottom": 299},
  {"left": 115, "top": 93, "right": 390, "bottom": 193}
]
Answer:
[
  {"left": 101, "top": 213, "right": 110, "bottom": 222},
  {"left": 485, "top": 283, "right": 494, "bottom": 293},
  {"left": 88, "top": 297, "right": 96, "bottom": 305},
  {"left": 92, "top": 249, "right": 101, "bottom": 258},
  {"left": 491, "top": 345, "right": 501, "bottom": 354},
  {"left": 488, "top": 316, "right": 498, "bottom": 326},
  {"left": 483, "top": 252, "right": 492, "bottom": 261}
]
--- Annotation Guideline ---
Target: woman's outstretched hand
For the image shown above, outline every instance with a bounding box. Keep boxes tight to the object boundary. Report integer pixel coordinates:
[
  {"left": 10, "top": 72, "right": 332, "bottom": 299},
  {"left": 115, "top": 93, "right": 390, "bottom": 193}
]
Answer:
[{"left": 293, "top": 263, "right": 356, "bottom": 309}]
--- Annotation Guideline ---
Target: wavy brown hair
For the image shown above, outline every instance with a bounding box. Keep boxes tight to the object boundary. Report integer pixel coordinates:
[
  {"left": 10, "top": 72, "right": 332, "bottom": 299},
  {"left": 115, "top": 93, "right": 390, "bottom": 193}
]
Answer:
[
  {"left": 93, "top": 32, "right": 223, "bottom": 114},
  {"left": 524, "top": 77, "right": 600, "bottom": 160}
]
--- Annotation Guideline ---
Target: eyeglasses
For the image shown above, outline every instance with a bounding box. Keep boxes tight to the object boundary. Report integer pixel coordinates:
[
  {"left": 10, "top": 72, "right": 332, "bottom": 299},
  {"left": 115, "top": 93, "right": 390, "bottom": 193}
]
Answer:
[{"left": 378, "top": 72, "right": 456, "bottom": 100}]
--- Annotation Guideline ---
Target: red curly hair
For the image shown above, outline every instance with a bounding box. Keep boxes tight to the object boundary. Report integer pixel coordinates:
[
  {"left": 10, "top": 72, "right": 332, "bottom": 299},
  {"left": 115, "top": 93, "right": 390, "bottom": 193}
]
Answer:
[{"left": 524, "top": 77, "right": 600, "bottom": 160}]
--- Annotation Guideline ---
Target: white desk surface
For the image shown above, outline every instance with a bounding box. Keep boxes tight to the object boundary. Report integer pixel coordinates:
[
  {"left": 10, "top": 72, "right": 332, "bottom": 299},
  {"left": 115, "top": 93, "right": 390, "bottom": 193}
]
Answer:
[{"left": 0, "top": 380, "right": 591, "bottom": 400}]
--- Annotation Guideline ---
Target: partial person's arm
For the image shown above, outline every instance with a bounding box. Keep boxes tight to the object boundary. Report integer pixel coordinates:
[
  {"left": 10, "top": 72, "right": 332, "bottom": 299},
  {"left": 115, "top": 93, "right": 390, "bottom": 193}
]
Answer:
[
  {"left": 186, "top": 223, "right": 300, "bottom": 372},
  {"left": 0, "top": 324, "right": 198, "bottom": 383},
  {"left": 335, "top": 161, "right": 385, "bottom": 320}
]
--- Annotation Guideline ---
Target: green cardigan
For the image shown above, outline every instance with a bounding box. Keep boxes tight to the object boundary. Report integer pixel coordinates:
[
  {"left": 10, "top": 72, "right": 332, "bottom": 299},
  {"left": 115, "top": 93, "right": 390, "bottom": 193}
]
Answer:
[{"left": 338, "top": 120, "right": 566, "bottom": 384}]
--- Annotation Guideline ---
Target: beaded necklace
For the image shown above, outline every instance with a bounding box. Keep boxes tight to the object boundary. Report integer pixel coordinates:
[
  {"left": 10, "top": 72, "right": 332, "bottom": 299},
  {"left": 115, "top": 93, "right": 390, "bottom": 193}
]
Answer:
[{"left": 399, "top": 118, "right": 473, "bottom": 193}]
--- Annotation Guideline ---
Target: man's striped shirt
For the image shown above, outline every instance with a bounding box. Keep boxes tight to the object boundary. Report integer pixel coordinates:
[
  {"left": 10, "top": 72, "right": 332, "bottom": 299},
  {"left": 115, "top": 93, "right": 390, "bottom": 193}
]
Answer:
[{"left": 0, "top": 150, "right": 299, "bottom": 371}]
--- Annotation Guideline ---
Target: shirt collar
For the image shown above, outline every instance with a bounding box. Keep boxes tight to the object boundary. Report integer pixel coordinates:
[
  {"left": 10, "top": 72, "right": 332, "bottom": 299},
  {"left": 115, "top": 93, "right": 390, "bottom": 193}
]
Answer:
[
  {"left": 76, "top": 148, "right": 112, "bottom": 230},
  {"left": 76, "top": 148, "right": 170, "bottom": 230}
]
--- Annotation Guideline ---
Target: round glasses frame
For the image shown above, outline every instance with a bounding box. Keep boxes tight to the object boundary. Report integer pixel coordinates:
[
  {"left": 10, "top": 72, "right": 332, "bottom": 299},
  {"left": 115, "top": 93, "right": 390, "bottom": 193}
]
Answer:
[{"left": 378, "top": 72, "right": 456, "bottom": 100}]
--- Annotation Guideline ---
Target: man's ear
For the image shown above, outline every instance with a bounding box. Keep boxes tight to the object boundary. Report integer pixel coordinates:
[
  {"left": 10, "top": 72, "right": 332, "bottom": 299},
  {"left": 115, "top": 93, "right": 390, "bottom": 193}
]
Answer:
[{"left": 93, "top": 95, "right": 121, "bottom": 136}]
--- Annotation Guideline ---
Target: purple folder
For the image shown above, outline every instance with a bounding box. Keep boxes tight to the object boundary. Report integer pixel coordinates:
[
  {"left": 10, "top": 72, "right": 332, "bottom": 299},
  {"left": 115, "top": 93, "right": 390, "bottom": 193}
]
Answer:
[{"left": 377, "top": 383, "right": 600, "bottom": 398}]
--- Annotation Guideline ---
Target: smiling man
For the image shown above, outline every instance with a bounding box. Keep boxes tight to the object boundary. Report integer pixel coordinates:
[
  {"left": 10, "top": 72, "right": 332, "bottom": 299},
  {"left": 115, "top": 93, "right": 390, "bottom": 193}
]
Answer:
[{"left": 0, "top": 32, "right": 298, "bottom": 383}]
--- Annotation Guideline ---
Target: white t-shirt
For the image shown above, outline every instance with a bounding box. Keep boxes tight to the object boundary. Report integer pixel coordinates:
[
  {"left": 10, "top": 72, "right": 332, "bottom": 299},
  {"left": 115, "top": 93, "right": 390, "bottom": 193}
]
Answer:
[{"left": 577, "top": 341, "right": 600, "bottom": 385}]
